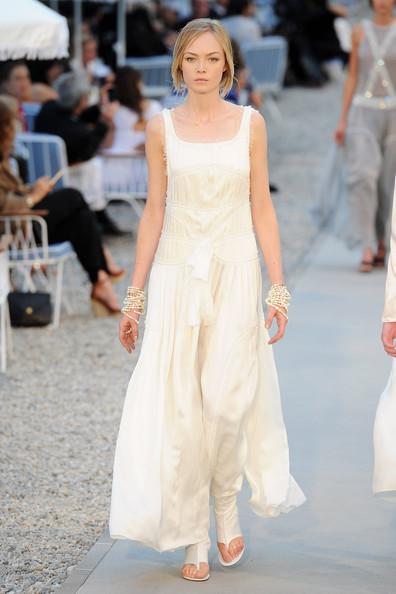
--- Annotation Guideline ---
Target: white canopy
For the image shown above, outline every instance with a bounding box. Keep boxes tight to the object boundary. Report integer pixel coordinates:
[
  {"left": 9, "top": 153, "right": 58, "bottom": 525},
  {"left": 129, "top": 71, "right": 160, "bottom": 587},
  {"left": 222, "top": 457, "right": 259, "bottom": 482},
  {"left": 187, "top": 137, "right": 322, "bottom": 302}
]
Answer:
[{"left": 0, "top": 0, "right": 69, "bottom": 61}]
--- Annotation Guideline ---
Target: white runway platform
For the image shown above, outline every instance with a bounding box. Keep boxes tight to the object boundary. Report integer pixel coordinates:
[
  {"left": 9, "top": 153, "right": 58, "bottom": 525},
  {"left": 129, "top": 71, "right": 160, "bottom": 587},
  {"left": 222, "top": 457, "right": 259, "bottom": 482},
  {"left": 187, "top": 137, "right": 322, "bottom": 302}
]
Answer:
[{"left": 59, "top": 233, "right": 396, "bottom": 594}]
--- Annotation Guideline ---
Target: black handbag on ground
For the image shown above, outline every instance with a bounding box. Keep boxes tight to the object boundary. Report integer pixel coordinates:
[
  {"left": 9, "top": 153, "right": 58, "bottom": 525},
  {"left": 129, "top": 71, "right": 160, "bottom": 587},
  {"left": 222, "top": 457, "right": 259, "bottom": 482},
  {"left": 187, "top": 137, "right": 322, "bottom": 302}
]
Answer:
[{"left": 7, "top": 291, "right": 53, "bottom": 327}]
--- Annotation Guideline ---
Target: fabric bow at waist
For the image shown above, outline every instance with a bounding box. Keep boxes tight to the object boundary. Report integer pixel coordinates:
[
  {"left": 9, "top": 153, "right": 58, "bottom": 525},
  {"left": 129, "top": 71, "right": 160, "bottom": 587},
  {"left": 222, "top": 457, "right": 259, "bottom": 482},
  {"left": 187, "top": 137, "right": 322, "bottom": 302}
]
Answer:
[{"left": 186, "top": 239, "right": 214, "bottom": 327}]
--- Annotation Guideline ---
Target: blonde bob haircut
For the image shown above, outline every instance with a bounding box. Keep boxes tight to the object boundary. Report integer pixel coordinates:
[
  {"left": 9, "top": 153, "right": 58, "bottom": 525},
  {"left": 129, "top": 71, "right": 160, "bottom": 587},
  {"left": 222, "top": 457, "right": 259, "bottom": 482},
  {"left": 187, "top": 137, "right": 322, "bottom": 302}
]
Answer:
[{"left": 171, "top": 18, "right": 234, "bottom": 97}]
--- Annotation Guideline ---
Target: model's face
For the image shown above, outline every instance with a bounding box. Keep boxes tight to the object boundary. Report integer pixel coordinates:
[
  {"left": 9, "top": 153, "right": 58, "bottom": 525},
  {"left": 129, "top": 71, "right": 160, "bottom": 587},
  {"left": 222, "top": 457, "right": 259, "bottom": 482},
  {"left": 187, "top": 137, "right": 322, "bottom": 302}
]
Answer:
[
  {"left": 371, "top": 0, "right": 395, "bottom": 14},
  {"left": 181, "top": 32, "right": 227, "bottom": 95},
  {"left": 5, "top": 66, "right": 32, "bottom": 102}
]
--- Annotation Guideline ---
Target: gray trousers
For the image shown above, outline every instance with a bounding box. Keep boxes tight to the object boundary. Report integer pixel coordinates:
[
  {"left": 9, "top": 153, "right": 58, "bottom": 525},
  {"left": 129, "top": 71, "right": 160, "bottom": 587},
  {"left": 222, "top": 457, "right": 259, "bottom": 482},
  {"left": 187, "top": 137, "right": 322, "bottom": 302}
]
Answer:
[{"left": 345, "top": 105, "right": 396, "bottom": 250}]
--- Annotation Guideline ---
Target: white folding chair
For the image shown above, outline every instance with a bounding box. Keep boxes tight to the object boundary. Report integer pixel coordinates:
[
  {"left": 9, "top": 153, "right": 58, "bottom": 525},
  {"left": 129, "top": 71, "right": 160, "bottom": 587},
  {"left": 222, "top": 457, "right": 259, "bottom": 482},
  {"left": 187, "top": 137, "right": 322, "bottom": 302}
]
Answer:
[
  {"left": 241, "top": 37, "right": 288, "bottom": 121},
  {"left": 100, "top": 153, "right": 148, "bottom": 219},
  {"left": 126, "top": 55, "right": 172, "bottom": 99},
  {"left": 10, "top": 135, "right": 76, "bottom": 326},
  {"left": 15, "top": 132, "right": 70, "bottom": 189},
  {"left": 0, "top": 241, "right": 12, "bottom": 373},
  {"left": 0, "top": 214, "right": 75, "bottom": 329}
]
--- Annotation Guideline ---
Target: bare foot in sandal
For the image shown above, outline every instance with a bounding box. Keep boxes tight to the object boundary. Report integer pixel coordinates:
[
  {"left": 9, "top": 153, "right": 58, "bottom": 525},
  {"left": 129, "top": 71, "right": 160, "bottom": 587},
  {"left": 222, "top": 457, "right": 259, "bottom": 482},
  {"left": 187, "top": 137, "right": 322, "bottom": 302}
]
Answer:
[{"left": 217, "top": 536, "right": 245, "bottom": 564}]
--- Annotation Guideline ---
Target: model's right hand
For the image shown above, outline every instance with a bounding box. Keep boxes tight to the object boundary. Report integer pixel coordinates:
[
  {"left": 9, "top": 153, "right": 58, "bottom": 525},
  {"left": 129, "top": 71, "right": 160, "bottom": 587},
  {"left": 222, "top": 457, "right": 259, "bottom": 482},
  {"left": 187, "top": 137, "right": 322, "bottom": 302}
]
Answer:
[
  {"left": 382, "top": 322, "right": 396, "bottom": 357},
  {"left": 119, "top": 315, "right": 139, "bottom": 353},
  {"left": 265, "top": 306, "right": 288, "bottom": 345},
  {"left": 334, "top": 121, "right": 347, "bottom": 146}
]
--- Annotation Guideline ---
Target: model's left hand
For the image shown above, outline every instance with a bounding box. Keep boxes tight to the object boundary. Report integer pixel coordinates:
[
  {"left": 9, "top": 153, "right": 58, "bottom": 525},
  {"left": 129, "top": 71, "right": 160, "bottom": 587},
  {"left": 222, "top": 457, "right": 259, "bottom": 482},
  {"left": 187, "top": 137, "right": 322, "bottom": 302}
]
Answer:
[
  {"left": 382, "top": 322, "right": 396, "bottom": 357},
  {"left": 265, "top": 306, "right": 288, "bottom": 345}
]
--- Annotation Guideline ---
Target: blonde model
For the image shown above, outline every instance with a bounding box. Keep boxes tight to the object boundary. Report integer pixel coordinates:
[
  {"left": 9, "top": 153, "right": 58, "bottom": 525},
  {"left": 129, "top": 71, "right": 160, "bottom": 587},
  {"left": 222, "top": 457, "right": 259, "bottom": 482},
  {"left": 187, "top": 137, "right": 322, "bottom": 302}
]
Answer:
[
  {"left": 335, "top": 0, "right": 396, "bottom": 272},
  {"left": 109, "top": 18, "right": 305, "bottom": 582}
]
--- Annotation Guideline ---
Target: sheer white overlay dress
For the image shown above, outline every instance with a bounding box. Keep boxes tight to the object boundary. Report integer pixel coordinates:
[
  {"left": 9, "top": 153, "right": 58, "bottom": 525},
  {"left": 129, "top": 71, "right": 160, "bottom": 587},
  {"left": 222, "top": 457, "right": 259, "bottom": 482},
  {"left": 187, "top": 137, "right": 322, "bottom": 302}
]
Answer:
[{"left": 109, "top": 105, "right": 306, "bottom": 552}]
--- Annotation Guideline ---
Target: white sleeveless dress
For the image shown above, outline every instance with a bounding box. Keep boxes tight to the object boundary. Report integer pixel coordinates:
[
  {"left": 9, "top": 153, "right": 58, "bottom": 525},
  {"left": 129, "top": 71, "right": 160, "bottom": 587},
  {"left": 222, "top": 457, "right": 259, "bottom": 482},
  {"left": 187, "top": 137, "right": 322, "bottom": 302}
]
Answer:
[{"left": 109, "top": 105, "right": 306, "bottom": 552}]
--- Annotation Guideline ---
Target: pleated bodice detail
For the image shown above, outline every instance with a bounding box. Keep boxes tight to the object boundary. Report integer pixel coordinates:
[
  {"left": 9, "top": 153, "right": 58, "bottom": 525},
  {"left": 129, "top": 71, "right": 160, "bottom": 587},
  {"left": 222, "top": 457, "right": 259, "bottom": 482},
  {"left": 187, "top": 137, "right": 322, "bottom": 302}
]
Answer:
[{"left": 157, "top": 107, "right": 257, "bottom": 266}]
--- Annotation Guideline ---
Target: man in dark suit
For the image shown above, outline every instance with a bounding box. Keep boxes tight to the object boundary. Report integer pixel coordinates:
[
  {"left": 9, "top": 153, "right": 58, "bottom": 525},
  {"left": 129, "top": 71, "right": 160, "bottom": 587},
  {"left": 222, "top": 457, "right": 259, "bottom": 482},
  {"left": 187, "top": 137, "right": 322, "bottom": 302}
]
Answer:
[{"left": 35, "top": 71, "right": 125, "bottom": 235}]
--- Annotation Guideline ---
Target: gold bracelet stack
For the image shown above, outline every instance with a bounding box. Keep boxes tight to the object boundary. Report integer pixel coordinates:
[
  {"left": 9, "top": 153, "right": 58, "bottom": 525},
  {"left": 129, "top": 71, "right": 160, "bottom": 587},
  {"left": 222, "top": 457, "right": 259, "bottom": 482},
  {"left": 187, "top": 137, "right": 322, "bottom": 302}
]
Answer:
[
  {"left": 121, "top": 286, "right": 145, "bottom": 324},
  {"left": 265, "top": 283, "right": 291, "bottom": 320}
]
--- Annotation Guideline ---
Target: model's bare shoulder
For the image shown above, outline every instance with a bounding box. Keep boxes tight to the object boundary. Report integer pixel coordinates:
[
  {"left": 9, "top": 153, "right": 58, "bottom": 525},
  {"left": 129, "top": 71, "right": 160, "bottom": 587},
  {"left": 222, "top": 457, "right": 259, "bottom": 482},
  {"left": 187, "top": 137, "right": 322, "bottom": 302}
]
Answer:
[
  {"left": 250, "top": 107, "right": 266, "bottom": 128},
  {"left": 146, "top": 112, "right": 165, "bottom": 151},
  {"left": 146, "top": 112, "right": 165, "bottom": 137}
]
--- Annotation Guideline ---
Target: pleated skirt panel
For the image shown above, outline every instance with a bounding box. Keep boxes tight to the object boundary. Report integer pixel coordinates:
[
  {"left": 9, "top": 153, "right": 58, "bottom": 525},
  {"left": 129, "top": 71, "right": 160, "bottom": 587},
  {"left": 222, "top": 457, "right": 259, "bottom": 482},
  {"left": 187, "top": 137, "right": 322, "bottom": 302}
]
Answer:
[{"left": 109, "top": 256, "right": 305, "bottom": 552}]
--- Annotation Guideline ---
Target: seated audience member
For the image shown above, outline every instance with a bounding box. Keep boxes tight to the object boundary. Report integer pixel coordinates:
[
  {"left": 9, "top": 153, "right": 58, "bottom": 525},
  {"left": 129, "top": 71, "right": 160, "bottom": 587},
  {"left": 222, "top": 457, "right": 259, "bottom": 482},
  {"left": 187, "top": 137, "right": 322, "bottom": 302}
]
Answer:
[
  {"left": 221, "top": 0, "right": 261, "bottom": 45},
  {"left": 82, "top": 35, "right": 113, "bottom": 84},
  {"left": 126, "top": 6, "right": 169, "bottom": 57},
  {"left": 0, "top": 61, "right": 58, "bottom": 130},
  {"left": 0, "top": 96, "right": 123, "bottom": 316},
  {"left": 84, "top": 4, "right": 118, "bottom": 70},
  {"left": 274, "top": 0, "right": 348, "bottom": 86},
  {"left": 28, "top": 59, "right": 70, "bottom": 88},
  {"left": 34, "top": 71, "right": 124, "bottom": 236},
  {"left": 105, "top": 67, "right": 162, "bottom": 154},
  {"left": 177, "top": 0, "right": 221, "bottom": 29},
  {"left": 79, "top": 35, "right": 114, "bottom": 105},
  {"left": 157, "top": 1, "right": 180, "bottom": 31},
  {"left": 212, "top": 0, "right": 229, "bottom": 18}
]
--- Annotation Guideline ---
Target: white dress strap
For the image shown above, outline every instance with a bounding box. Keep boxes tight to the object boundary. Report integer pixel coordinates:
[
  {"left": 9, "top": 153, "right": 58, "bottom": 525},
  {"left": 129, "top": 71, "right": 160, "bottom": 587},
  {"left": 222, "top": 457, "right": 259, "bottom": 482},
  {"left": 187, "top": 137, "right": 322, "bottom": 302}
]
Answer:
[
  {"left": 161, "top": 108, "right": 173, "bottom": 174},
  {"left": 238, "top": 106, "right": 253, "bottom": 156},
  {"left": 239, "top": 105, "right": 252, "bottom": 135},
  {"left": 162, "top": 108, "right": 174, "bottom": 144}
]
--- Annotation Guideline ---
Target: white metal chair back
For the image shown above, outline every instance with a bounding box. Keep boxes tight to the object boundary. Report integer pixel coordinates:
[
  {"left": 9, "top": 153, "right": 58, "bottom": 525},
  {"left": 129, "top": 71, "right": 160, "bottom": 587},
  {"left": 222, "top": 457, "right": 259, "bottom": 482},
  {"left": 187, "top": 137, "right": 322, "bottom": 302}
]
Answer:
[
  {"left": 241, "top": 37, "right": 288, "bottom": 95},
  {"left": 0, "top": 214, "right": 74, "bottom": 328},
  {"left": 1, "top": 215, "right": 50, "bottom": 266},
  {"left": 16, "top": 133, "right": 69, "bottom": 190},
  {"left": 100, "top": 153, "right": 148, "bottom": 219},
  {"left": 126, "top": 55, "right": 172, "bottom": 99}
]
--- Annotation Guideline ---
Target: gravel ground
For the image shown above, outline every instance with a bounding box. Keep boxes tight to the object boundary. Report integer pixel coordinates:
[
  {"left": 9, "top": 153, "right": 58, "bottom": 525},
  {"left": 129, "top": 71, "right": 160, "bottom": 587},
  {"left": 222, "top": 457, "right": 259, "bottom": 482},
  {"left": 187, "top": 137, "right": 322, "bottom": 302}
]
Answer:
[{"left": 0, "top": 78, "right": 343, "bottom": 594}]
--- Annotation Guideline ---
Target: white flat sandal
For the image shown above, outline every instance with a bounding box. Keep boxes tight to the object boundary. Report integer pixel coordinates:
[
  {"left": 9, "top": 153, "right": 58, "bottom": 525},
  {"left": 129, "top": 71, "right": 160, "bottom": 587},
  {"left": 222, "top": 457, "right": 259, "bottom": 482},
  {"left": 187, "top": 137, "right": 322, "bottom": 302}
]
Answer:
[
  {"left": 182, "top": 537, "right": 211, "bottom": 582},
  {"left": 215, "top": 495, "right": 245, "bottom": 567}
]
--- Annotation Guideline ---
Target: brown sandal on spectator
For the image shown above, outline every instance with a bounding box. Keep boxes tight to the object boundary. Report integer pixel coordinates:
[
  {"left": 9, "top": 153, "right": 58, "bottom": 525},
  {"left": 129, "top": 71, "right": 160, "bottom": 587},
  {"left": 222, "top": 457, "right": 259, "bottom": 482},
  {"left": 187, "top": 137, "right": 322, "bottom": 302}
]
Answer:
[
  {"left": 91, "top": 293, "right": 121, "bottom": 317},
  {"left": 91, "top": 276, "right": 121, "bottom": 316}
]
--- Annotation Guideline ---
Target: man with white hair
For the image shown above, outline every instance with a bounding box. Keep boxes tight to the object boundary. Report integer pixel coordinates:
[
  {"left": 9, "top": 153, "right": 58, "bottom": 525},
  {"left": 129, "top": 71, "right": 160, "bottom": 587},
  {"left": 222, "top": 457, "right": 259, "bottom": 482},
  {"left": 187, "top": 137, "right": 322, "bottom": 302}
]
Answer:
[{"left": 35, "top": 71, "right": 125, "bottom": 236}]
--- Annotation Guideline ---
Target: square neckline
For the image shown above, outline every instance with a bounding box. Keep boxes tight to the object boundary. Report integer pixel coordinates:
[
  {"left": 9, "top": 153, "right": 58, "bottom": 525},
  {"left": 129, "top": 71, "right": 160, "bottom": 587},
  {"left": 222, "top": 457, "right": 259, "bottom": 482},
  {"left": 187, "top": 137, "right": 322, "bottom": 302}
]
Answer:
[{"left": 167, "top": 105, "right": 247, "bottom": 145}]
